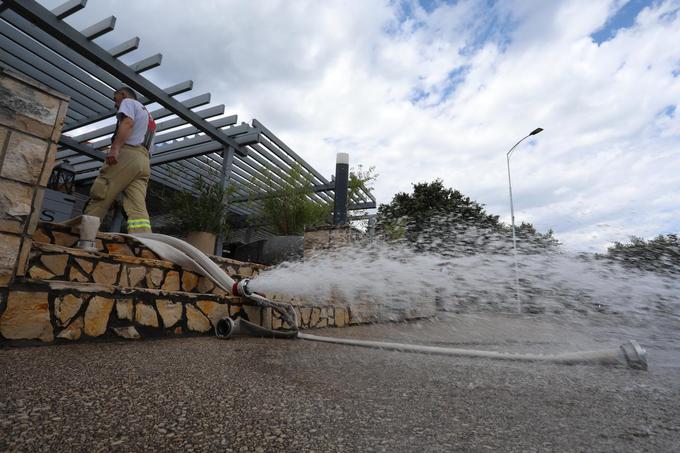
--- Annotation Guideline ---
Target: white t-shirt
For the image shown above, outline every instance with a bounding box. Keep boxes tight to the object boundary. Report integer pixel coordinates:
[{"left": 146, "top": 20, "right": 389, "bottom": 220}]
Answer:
[{"left": 117, "top": 98, "right": 149, "bottom": 147}]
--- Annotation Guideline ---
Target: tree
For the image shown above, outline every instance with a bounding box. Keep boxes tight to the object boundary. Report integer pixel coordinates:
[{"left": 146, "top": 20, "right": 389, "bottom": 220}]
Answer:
[
  {"left": 600, "top": 234, "right": 680, "bottom": 275},
  {"left": 376, "top": 179, "right": 559, "bottom": 255},
  {"left": 253, "top": 165, "right": 332, "bottom": 235},
  {"left": 347, "top": 165, "right": 378, "bottom": 229},
  {"left": 254, "top": 164, "right": 378, "bottom": 235},
  {"left": 513, "top": 222, "right": 561, "bottom": 251}
]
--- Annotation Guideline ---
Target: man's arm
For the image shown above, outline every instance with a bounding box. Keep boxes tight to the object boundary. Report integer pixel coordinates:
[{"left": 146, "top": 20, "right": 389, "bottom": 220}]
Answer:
[{"left": 107, "top": 116, "right": 133, "bottom": 165}]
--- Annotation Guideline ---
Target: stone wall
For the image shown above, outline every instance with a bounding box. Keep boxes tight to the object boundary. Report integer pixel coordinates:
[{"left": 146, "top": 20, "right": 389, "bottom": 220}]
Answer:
[
  {"left": 0, "top": 280, "right": 352, "bottom": 343},
  {"left": 0, "top": 221, "right": 356, "bottom": 343},
  {"left": 0, "top": 69, "right": 69, "bottom": 287},
  {"left": 0, "top": 280, "right": 244, "bottom": 342},
  {"left": 303, "top": 225, "right": 362, "bottom": 258}
]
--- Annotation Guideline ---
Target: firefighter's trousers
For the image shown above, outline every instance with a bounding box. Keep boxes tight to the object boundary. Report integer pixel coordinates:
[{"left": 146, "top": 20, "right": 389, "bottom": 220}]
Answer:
[{"left": 84, "top": 144, "right": 152, "bottom": 233}]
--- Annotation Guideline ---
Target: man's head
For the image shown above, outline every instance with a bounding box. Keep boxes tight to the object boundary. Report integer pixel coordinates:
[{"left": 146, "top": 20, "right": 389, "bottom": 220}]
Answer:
[{"left": 113, "top": 86, "right": 137, "bottom": 109}]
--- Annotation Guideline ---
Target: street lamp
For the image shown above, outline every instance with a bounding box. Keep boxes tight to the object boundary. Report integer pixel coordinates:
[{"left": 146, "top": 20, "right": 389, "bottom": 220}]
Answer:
[{"left": 506, "top": 127, "right": 543, "bottom": 313}]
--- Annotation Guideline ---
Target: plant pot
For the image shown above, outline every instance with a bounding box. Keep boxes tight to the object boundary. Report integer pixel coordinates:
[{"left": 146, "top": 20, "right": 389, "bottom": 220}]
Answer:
[{"left": 186, "top": 231, "right": 217, "bottom": 255}]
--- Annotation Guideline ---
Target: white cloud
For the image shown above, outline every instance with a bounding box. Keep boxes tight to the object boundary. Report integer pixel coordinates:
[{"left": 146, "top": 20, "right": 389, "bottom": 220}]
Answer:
[{"left": 41, "top": 0, "right": 680, "bottom": 250}]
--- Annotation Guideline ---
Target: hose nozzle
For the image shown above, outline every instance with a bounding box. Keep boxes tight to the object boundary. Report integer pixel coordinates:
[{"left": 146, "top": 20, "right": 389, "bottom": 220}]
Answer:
[
  {"left": 234, "top": 279, "right": 252, "bottom": 297},
  {"left": 620, "top": 340, "right": 648, "bottom": 370}
]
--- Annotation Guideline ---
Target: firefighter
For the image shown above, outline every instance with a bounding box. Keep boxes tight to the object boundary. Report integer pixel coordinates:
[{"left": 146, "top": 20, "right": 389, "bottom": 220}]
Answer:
[{"left": 84, "top": 86, "right": 156, "bottom": 233}]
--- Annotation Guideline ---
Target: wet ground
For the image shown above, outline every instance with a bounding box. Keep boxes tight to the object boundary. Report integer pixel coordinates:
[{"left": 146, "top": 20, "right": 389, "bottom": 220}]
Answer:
[{"left": 1, "top": 312, "right": 679, "bottom": 452}]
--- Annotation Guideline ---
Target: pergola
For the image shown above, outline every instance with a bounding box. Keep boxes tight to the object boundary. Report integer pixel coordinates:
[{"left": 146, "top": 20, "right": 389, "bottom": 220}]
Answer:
[{"left": 0, "top": 0, "right": 375, "bottom": 241}]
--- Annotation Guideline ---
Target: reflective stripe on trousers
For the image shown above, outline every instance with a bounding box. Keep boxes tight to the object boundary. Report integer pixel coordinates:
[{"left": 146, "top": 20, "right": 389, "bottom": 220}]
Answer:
[{"left": 127, "top": 218, "right": 151, "bottom": 231}]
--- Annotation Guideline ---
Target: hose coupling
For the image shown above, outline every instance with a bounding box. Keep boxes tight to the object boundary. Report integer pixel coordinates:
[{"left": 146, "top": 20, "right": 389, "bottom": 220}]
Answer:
[{"left": 234, "top": 279, "right": 252, "bottom": 297}]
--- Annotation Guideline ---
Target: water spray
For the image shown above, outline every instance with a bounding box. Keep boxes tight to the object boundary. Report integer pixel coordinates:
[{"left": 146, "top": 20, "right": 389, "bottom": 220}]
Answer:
[{"left": 96, "top": 227, "right": 650, "bottom": 372}]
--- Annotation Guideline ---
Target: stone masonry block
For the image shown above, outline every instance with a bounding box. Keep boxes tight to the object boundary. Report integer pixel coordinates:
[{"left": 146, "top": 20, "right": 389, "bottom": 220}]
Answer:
[
  {"left": 52, "top": 231, "right": 78, "bottom": 247},
  {"left": 84, "top": 296, "right": 114, "bottom": 337},
  {"left": 156, "top": 299, "right": 182, "bottom": 328},
  {"left": 0, "top": 178, "right": 34, "bottom": 234},
  {"left": 181, "top": 271, "right": 198, "bottom": 292},
  {"left": 68, "top": 266, "right": 89, "bottom": 283},
  {"left": 139, "top": 248, "right": 159, "bottom": 260},
  {"left": 32, "top": 227, "right": 51, "bottom": 244},
  {"left": 135, "top": 303, "right": 159, "bottom": 327},
  {"left": 272, "top": 316, "right": 282, "bottom": 330},
  {"left": 41, "top": 254, "right": 68, "bottom": 276},
  {"left": 0, "top": 233, "right": 21, "bottom": 287},
  {"left": 196, "top": 300, "right": 230, "bottom": 327},
  {"left": 242, "top": 305, "right": 261, "bottom": 325},
  {"left": 261, "top": 307, "right": 272, "bottom": 330},
  {"left": 161, "top": 271, "right": 180, "bottom": 291},
  {"left": 115, "top": 299, "right": 133, "bottom": 321},
  {"left": 300, "top": 307, "right": 312, "bottom": 327},
  {"left": 55, "top": 294, "right": 83, "bottom": 326},
  {"left": 28, "top": 265, "right": 55, "bottom": 280},
  {"left": 186, "top": 304, "right": 211, "bottom": 333},
  {"left": 146, "top": 268, "right": 163, "bottom": 288},
  {"left": 75, "top": 258, "right": 94, "bottom": 274},
  {"left": 127, "top": 266, "right": 146, "bottom": 287},
  {"left": 310, "top": 308, "right": 321, "bottom": 327},
  {"left": 211, "top": 286, "right": 228, "bottom": 296},
  {"left": 118, "top": 266, "right": 130, "bottom": 287},
  {"left": 92, "top": 262, "right": 120, "bottom": 285},
  {"left": 197, "top": 276, "right": 215, "bottom": 293},
  {"left": 0, "top": 131, "right": 49, "bottom": 185},
  {"left": 0, "top": 290, "right": 53, "bottom": 341},
  {"left": 105, "top": 242, "right": 135, "bottom": 257},
  {"left": 335, "top": 307, "right": 348, "bottom": 327},
  {"left": 57, "top": 316, "right": 82, "bottom": 341},
  {"left": 239, "top": 266, "right": 253, "bottom": 277},
  {"left": 112, "top": 326, "right": 140, "bottom": 340},
  {"left": 0, "top": 72, "right": 64, "bottom": 139}
]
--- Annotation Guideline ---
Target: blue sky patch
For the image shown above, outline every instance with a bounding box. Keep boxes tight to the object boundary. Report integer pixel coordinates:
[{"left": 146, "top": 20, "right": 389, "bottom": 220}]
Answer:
[
  {"left": 672, "top": 61, "right": 680, "bottom": 77},
  {"left": 440, "top": 65, "right": 470, "bottom": 101},
  {"left": 590, "top": 0, "right": 651, "bottom": 44},
  {"left": 659, "top": 105, "right": 676, "bottom": 117},
  {"left": 409, "top": 65, "right": 470, "bottom": 106}
]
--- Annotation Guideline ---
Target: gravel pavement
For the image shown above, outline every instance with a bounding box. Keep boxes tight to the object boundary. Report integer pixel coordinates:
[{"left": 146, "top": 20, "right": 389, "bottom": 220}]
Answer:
[{"left": 1, "top": 313, "right": 679, "bottom": 452}]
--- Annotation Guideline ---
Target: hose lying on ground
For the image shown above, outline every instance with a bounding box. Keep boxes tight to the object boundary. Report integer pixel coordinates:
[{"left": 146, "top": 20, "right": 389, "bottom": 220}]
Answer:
[
  {"left": 297, "top": 333, "right": 648, "bottom": 369},
  {"left": 226, "top": 279, "right": 649, "bottom": 370}
]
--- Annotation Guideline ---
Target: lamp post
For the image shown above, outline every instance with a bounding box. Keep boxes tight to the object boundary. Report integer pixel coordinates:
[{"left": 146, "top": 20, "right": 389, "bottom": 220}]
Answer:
[{"left": 506, "top": 127, "right": 543, "bottom": 313}]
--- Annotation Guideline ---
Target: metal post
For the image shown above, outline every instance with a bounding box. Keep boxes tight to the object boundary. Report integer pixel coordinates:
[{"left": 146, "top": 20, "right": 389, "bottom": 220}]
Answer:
[
  {"left": 506, "top": 154, "right": 521, "bottom": 312},
  {"left": 332, "top": 153, "right": 349, "bottom": 225},
  {"left": 214, "top": 146, "right": 234, "bottom": 256},
  {"left": 505, "top": 128, "right": 543, "bottom": 314}
]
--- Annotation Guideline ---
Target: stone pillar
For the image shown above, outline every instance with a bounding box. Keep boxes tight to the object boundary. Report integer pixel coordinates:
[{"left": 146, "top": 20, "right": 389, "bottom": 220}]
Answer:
[
  {"left": 0, "top": 68, "right": 69, "bottom": 287},
  {"left": 303, "top": 225, "right": 355, "bottom": 258}
]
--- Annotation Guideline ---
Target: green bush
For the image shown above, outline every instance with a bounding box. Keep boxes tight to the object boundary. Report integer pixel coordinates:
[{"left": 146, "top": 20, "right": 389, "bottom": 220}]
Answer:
[
  {"left": 166, "top": 176, "right": 234, "bottom": 235},
  {"left": 252, "top": 165, "right": 332, "bottom": 235}
]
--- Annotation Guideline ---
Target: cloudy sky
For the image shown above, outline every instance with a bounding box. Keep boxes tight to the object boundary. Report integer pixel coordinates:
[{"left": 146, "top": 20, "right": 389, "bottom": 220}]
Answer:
[{"left": 44, "top": 0, "right": 680, "bottom": 251}]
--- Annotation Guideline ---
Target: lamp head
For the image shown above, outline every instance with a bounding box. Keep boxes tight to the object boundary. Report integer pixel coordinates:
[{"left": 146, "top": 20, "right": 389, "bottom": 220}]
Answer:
[{"left": 530, "top": 127, "right": 543, "bottom": 136}]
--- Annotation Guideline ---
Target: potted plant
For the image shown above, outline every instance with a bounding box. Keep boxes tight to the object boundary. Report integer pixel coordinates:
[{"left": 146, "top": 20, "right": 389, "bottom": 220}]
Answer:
[{"left": 166, "top": 176, "right": 233, "bottom": 255}]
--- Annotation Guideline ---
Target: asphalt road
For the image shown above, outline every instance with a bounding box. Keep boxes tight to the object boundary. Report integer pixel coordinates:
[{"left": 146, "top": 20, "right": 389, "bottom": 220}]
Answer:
[{"left": 1, "top": 313, "right": 679, "bottom": 452}]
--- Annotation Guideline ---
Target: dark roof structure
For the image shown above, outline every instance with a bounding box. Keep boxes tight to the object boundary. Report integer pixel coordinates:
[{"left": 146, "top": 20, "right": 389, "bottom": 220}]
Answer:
[{"left": 0, "top": 0, "right": 375, "bottom": 231}]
